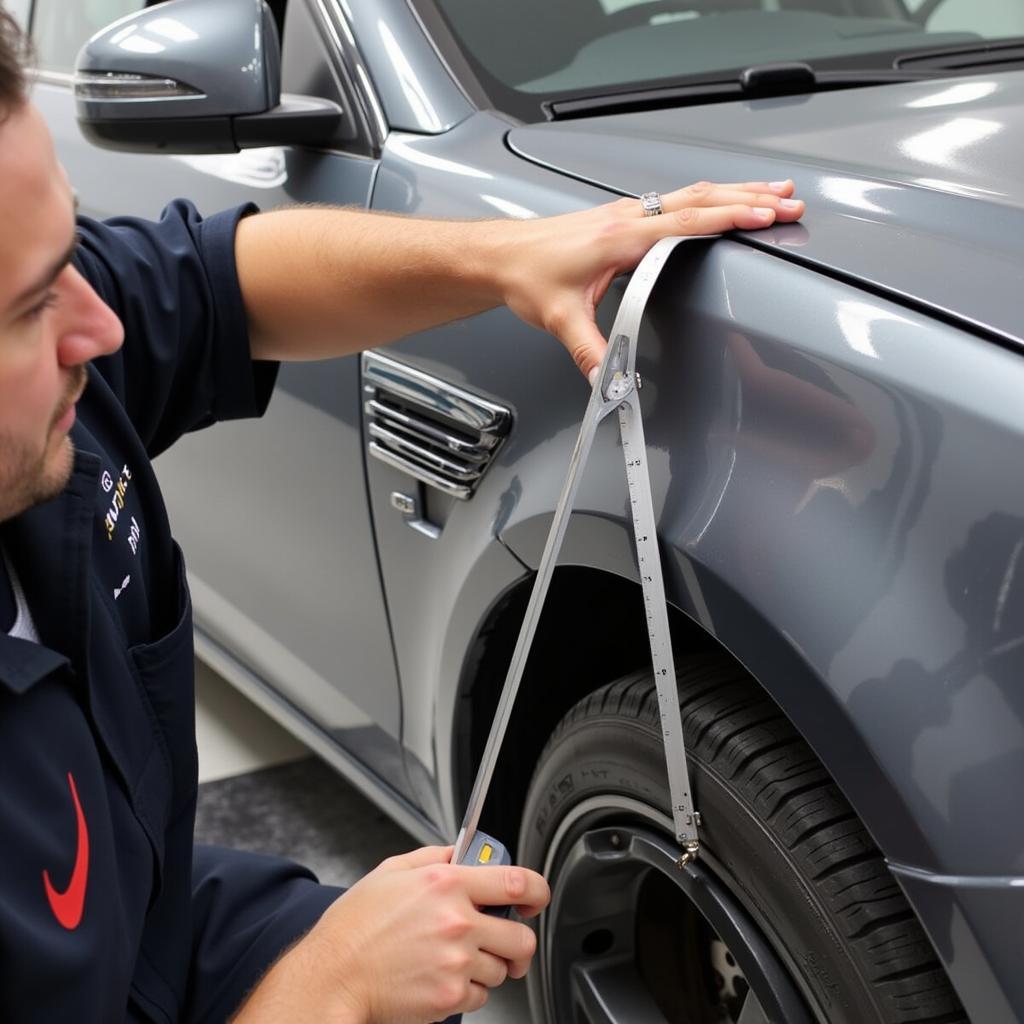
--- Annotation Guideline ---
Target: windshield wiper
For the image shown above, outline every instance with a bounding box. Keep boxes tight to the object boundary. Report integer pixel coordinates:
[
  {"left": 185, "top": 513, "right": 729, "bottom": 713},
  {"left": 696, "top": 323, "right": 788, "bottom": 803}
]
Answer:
[
  {"left": 544, "top": 62, "right": 947, "bottom": 120},
  {"left": 896, "top": 38, "right": 1024, "bottom": 72}
]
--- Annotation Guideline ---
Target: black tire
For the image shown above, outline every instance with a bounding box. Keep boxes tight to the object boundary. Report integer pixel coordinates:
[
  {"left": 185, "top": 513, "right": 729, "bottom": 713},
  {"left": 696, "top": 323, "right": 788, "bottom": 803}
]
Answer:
[{"left": 518, "top": 655, "right": 966, "bottom": 1024}]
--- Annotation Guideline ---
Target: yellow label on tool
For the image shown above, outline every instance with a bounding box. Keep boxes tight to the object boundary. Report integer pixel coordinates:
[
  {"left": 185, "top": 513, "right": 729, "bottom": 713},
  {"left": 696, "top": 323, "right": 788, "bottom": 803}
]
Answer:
[{"left": 479, "top": 843, "right": 493, "bottom": 864}]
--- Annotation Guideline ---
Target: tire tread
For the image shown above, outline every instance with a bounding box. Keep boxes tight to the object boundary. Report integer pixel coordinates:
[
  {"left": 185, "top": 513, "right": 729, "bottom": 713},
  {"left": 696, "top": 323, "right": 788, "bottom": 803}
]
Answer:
[{"left": 536, "top": 653, "right": 967, "bottom": 1024}]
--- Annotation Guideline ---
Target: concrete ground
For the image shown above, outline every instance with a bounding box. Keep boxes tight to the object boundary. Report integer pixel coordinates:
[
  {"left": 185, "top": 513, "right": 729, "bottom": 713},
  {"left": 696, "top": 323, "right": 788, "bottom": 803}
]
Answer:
[{"left": 194, "top": 660, "right": 530, "bottom": 1023}]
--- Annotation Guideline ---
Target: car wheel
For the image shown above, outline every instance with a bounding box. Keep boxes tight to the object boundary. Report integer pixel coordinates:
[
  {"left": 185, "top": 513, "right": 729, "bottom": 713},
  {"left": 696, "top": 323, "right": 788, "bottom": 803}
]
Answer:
[{"left": 518, "top": 655, "right": 966, "bottom": 1023}]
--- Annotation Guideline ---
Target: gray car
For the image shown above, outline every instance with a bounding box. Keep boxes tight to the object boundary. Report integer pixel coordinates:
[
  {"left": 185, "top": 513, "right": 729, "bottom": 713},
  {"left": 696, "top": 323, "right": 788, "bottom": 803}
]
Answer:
[{"left": 23, "top": 0, "right": 1024, "bottom": 1019}]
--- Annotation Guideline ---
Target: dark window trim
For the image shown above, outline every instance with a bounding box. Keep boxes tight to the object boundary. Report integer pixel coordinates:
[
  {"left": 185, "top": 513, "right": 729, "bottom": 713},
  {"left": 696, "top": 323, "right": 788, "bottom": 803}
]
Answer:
[
  {"left": 291, "top": 0, "right": 384, "bottom": 158},
  {"left": 304, "top": 0, "right": 390, "bottom": 155},
  {"left": 403, "top": 0, "right": 491, "bottom": 114}
]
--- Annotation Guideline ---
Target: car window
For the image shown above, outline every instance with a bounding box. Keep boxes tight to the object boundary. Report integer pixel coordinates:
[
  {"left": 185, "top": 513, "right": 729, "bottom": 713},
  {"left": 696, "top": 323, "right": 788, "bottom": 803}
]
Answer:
[
  {"left": 31, "top": 0, "right": 147, "bottom": 72},
  {"left": 427, "top": 0, "right": 1024, "bottom": 117},
  {"left": 924, "top": 0, "right": 1024, "bottom": 36}
]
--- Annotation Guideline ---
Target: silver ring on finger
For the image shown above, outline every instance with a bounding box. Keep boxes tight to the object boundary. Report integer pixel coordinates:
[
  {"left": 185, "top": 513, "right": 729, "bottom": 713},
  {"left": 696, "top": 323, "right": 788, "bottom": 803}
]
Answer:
[{"left": 640, "top": 191, "right": 664, "bottom": 217}]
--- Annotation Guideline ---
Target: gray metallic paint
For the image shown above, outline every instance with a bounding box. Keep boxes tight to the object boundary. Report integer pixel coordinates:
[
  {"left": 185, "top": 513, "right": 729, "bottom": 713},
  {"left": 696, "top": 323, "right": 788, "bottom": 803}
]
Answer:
[
  {"left": 370, "top": 106, "right": 1024, "bottom": 879},
  {"left": 891, "top": 865, "right": 1024, "bottom": 1024},
  {"left": 366, "top": 93, "right": 1024, "bottom": 1024},
  {"left": 498, "top": 241, "right": 1024, "bottom": 879},
  {"left": 53, "top": 0, "right": 1024, "bottom": 1018}
]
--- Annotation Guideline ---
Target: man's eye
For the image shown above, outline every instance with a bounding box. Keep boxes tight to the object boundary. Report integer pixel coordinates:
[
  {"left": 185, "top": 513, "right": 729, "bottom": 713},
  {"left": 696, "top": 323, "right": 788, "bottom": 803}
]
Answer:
[{"left": 25, "top": 291, "right": 59, "bottom": 321}]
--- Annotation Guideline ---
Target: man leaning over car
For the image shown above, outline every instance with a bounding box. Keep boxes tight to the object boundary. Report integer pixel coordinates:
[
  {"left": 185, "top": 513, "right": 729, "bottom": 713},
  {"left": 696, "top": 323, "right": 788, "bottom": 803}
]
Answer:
[{"left": 0, "top": 6, "right": 804, "bottom": 1022}]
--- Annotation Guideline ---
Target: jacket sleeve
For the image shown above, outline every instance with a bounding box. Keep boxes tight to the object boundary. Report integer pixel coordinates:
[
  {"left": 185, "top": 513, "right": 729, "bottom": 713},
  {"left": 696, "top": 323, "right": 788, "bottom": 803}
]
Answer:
[
  {"left": 184, "top": 845, "right": 343, "bottom": 1023},
  {"left": 73, "top": 200, "right": 280, "bottom": 459}
]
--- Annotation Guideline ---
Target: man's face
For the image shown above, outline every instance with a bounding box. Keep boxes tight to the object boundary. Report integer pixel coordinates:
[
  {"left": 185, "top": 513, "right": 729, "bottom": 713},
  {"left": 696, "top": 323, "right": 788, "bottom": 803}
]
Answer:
[{"left": 0, "top": 101, "right": 123, "bottom": 522}]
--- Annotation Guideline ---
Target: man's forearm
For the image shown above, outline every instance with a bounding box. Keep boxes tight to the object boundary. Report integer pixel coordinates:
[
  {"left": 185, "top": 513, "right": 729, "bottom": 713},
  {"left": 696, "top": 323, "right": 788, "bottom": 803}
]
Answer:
[
  {"left": 236, "top": 207, "right": 508, "bottom": 362},
  {"left": 236, "top": 182, "right": 805, "bottom": 379},
  {"left": 232, "top": 930, "right": 364, "bottom": 1024}
]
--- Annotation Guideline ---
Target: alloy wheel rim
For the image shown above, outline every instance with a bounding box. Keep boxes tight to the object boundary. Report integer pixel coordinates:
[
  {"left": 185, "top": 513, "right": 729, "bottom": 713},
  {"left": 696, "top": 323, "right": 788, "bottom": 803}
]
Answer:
[{"left": 537, "top": 795, "right": 818, "bottom": 1024}]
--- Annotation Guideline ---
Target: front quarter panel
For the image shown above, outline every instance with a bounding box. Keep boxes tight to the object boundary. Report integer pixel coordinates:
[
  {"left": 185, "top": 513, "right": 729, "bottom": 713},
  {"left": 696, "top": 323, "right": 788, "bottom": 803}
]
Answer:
[
  {"left": 502, "top": 239, "right": 1024, "bottom": 880},
  {"left": 495, "top": 238, "right": 1024, "bottom": 1022}
]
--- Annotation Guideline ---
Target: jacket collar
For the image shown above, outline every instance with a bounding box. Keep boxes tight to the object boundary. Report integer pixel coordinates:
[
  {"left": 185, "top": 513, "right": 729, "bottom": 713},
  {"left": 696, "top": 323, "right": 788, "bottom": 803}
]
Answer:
[
  {"left": 0, "top": 436, "right": 100, "bottom": 694},
  {"left": 0, "top": 634, "right": 69, "bottom": 694}
]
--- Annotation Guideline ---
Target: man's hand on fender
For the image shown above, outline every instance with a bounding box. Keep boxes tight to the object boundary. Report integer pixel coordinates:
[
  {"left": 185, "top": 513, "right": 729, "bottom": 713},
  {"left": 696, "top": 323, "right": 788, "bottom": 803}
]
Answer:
[{"left": 494, "top": 179, "right": 805, "bottom": 383}]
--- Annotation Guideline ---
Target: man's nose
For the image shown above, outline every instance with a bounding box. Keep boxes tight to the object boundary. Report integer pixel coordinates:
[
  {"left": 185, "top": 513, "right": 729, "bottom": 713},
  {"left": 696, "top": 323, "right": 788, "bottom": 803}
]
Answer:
[{"left": 54, "top": 265, "right": 124, "bottom": 367}]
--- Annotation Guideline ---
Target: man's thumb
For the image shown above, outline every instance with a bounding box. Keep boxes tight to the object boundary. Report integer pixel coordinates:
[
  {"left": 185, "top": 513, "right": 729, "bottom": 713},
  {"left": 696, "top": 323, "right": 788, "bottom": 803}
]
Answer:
[{"left": 560, "top": 313, "right": 607, "bottom": 385}]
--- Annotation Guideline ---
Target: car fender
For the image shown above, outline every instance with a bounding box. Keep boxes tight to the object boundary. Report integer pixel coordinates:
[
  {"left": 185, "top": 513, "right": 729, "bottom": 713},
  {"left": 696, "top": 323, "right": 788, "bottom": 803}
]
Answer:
[{"left": 491, "top": 239, "right": 1024, "bottom": 879}]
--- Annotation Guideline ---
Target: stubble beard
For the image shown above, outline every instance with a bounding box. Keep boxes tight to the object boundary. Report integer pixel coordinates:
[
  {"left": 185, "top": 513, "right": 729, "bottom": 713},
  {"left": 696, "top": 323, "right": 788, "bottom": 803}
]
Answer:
[{"left": 0, "top": 367, "right": 85, "bottom": 523}]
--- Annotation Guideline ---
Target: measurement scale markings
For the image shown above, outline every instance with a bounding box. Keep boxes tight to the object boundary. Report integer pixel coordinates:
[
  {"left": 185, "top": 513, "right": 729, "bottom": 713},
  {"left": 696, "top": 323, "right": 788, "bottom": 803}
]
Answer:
[{"left": 452, "top": 235, "right": 714, "bottom": 868}]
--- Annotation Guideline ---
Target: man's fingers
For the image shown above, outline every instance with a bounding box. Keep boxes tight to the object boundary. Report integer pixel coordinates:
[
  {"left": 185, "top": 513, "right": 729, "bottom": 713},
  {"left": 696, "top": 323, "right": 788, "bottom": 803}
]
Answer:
[
  {"left": 464, "top": 981, "right": 490, "bottom": 1014},
  {"left": 638, "top": 200, "right": 801, "bottom": 241},
  {"left": 626, "top": 181, "right": 802, "bottom": 226},
  {"left": 378, "top": 845, "right": 453, "bottom": 872},
  {"left": 710, "top": 178, "right": 794, "bottom": 196},
  {"left": 681, "top": 187, "right": 802, "bottom": 213},
  {"left": 458, "top": 864, "right": 551, "bottom": 913},
  {"left": 475, "top": 914, "right": 539, "bottom": 977},
  {"left": 692, "top": 178, "right": 793, "bottom": 195},
  {"left": 552, "top": 307, "right": 607, "bottom": 385},
  {"left": 653, "top": 184, "right": 803, "bottom": 221},
  {"left": 658, "top": 179, "right": 793, "bottom": 208},
  {"left": 471, "top": 950, "right": 510, "bottom": 989}
]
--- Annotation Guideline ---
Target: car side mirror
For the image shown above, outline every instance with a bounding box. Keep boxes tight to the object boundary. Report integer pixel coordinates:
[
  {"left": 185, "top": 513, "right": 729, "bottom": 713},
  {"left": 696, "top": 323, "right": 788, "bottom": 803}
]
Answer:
[{"left": 74, "top": 0, "right": 342, "bottom": 153}]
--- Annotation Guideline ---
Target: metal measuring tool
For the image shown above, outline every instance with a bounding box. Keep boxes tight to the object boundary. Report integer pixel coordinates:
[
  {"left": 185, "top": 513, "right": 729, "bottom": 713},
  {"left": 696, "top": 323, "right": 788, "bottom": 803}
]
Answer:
[{"left": 452, "top": 235, "right": 711, "bottom": 879}]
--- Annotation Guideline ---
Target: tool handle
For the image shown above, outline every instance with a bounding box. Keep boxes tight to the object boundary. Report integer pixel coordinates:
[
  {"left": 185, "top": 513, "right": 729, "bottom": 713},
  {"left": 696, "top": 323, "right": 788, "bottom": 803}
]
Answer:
[{"left": 457, "top": 830, "right": 512, "bottom": 918}]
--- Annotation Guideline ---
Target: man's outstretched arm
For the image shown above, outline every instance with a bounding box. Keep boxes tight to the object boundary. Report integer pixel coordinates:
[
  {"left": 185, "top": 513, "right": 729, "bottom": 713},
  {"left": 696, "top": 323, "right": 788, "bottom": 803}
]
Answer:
[{"left": 236, "top": 180, "right": 804, "bottom": 382}]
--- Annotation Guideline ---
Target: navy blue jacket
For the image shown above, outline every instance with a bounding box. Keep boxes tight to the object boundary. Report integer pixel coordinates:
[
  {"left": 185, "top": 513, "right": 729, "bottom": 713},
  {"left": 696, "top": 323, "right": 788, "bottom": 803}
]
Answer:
[{"left": 0, "top": 201, "right": 340, "bottom": 1022}]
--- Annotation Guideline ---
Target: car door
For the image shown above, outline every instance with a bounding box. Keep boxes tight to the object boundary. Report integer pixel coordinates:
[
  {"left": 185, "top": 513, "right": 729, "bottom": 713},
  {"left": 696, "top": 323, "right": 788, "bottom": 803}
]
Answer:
[{"left": 32, "top": 0, "right": 415, "bottom": 801}]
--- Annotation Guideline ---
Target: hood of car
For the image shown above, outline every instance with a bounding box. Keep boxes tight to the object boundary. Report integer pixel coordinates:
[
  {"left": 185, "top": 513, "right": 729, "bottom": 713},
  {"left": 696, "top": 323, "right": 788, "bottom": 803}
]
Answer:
[{"left": 507, "top": 70, "right": 1024, "bottom": 350}]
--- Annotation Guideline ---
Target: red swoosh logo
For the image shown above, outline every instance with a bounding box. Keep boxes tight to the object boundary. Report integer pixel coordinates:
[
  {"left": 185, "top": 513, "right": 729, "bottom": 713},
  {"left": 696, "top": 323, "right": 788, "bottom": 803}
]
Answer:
[{"left": 42, "top": 772, "right": 89, "bottom": 930}]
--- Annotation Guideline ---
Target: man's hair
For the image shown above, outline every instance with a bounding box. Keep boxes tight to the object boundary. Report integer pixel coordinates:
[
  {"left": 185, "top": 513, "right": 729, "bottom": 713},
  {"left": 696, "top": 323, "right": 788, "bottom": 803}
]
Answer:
[{"left": 0, "top": 5, "right": 29, "bottom": 120}]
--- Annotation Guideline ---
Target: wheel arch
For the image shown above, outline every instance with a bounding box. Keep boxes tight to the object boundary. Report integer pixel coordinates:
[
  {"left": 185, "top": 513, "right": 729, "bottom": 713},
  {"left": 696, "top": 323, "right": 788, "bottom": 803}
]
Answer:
[
  {"left": 448, "top": 515, "right": 935, "bottom": 871},
  {"left": 451, "top": 563, "right": 718, "bottom": 857}
]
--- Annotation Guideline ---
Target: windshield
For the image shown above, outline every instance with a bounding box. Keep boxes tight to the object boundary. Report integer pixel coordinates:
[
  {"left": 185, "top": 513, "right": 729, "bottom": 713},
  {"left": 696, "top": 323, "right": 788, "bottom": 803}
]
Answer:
[{"left": 422, "top": 0, "right": 1024, "bottom": 118}]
